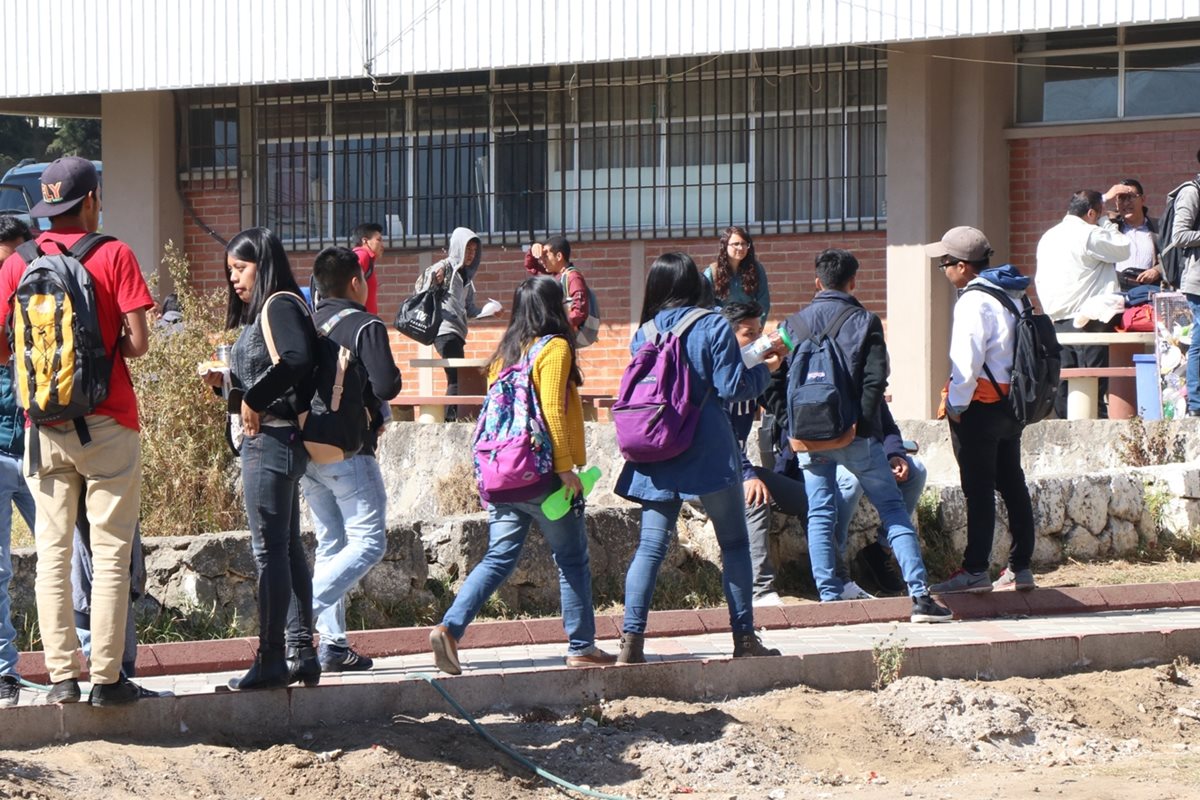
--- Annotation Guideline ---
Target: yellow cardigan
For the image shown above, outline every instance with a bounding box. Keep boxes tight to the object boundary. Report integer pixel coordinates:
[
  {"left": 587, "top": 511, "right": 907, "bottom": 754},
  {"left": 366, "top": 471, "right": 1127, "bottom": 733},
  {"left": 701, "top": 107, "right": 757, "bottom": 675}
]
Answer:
[{"left": 487, "top": 336, "right": 585, "bottom": 473}]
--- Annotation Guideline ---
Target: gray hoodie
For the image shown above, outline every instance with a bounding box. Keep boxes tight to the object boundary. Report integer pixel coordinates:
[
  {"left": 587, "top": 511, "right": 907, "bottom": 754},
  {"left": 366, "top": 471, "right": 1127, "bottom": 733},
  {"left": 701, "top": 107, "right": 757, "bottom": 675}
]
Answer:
[
  {"left": 417, "top": 226, "right": 483, "bottom": 340},
  {"left": 1172, "top": 181, "right": 1200, "bottom": 295}
]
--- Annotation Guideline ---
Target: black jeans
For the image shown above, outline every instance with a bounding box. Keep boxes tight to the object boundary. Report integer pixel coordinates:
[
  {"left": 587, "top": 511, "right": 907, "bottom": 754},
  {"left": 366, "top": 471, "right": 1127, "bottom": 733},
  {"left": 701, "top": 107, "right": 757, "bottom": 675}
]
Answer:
[
  {"left": 1054, "top": 318, "right": 1113, "bottom": 419},
  {"left": 434, "top": 333, "right": 466, "bottom": 421},
  {"left": 948, "top": 401, "right": 1035, "bottom": 574},
  {"left": 241, "top": 426, "right": 313, "bottom": 652}
]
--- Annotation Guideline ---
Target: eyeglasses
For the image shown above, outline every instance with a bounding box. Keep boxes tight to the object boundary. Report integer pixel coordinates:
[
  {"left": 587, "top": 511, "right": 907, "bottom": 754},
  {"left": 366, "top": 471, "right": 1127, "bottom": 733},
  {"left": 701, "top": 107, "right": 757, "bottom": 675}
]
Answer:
[
  {"left": 939, "top": 261, "right": 956, "bottom": 271},
  {"left": 727, "top": 241, "right": 749, "bottom": 249}
]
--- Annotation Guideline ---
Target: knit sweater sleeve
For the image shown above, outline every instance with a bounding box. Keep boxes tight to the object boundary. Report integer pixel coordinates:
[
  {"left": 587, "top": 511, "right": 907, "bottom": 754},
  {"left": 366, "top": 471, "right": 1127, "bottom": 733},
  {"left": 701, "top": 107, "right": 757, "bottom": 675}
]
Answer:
[{"left": 532, "top": 337, "right": 586, "bottom": 472}]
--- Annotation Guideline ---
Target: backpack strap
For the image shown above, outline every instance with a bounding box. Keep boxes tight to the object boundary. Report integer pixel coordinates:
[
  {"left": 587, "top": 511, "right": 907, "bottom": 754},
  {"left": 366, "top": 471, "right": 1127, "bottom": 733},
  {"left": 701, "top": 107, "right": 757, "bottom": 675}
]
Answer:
[
  {"left": 261, "top": 292, "right": 312, "bottom": 364},
  {"left": 668, "top": 307, "right": 713, "bottom": 338},
  {"left": 66, "top": 233, "right": 116, "bottom": 261},
  {"left": 318, "top": 307, "right": 358, "bottom": 337}
]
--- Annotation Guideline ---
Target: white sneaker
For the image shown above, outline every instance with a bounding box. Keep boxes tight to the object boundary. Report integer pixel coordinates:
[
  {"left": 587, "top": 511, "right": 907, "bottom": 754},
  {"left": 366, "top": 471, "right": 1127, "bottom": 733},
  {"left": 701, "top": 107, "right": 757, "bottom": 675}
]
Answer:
[
  {"left": 754, "top": 591, "right": 785, "bottom": 607},
  {"left": 840, "top": 581, "right": 875, "bottom": 600}
]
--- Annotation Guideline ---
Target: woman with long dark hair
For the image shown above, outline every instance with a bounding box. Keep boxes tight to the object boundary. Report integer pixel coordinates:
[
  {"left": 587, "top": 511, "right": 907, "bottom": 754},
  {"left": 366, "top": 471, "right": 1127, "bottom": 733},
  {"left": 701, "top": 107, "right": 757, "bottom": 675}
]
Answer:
[
  {"left": 203, "top": 227, "right": 320, "bottom": 690},
  {"left": 615, "top": 252, "right": 780, "bottom": 663},
  {"left": 705, "top": 226, "right": 770, "bottom": 321},
  {"left": 428, "top": 276, "right": 614, "bottom": 674}
]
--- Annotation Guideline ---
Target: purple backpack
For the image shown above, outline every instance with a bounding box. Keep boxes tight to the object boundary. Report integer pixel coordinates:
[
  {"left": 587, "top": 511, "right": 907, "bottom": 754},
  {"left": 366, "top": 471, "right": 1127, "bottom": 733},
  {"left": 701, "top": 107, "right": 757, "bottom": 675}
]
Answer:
[
  {"left": 472, "top": 335, "right": 556, "bottom": 500},
  {"left": 612, "top": 308, "right": 712, "bottom": 463}
]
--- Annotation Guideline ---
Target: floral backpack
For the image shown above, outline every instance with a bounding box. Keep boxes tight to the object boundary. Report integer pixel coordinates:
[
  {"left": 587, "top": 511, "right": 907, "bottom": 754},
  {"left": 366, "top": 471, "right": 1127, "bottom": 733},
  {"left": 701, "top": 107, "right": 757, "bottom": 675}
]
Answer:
[{"left": 472, "top": 335, "right": 556, "bottom": 501}]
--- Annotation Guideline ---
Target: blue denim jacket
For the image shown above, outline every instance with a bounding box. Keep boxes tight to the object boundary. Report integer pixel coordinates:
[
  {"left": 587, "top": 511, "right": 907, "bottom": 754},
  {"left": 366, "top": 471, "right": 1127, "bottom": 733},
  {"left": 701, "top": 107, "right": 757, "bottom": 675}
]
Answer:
[{"left": 615, "top": 307, "right": 770, "bottom": 502}]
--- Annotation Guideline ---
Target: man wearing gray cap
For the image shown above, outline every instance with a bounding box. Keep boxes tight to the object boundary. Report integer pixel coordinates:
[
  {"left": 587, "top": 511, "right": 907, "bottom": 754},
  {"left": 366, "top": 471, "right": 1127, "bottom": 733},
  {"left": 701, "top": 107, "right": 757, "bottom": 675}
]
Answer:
[
  {"left": 1035, "top": 188, "right": 1132, "bottom": 418},
  {"left": 0, "top": 156, "right": 160, "bottom": 706},
  {"left": 926, "top": 226, "right": 1037, "bottom": 595}
]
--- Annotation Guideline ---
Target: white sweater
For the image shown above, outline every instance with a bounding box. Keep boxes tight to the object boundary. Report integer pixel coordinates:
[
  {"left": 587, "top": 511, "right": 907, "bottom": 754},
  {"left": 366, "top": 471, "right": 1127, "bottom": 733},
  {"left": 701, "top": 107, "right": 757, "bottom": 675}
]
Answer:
[
  {"left": 1035, "top": 214, "right": 1129, "bottom": 321},
  {"left": 947, "top": 279, "right": 1020, "bottom": 412}
]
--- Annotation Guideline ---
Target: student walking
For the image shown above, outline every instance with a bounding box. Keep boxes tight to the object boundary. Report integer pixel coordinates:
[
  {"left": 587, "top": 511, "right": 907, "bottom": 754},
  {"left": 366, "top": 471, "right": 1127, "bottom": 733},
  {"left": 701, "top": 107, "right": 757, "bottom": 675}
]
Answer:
[
  {"left": 615, "top": 253, "right": 780, "bottom": 663},
  {"left": 429, "top": 276, "right": 614, "bottom": 675},
  {"left": 300, "top": 247, "right": 402, "bottom": 672},
  {"left": 205, "top": 227, "right": 320, "bottom": 690}
]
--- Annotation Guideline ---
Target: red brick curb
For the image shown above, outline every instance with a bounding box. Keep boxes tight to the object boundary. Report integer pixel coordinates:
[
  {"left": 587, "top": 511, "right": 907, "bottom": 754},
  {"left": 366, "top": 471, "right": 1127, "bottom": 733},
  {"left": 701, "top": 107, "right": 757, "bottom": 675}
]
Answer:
[{"left": 16, "top": 580, "right": 1200, "bottom": 684}]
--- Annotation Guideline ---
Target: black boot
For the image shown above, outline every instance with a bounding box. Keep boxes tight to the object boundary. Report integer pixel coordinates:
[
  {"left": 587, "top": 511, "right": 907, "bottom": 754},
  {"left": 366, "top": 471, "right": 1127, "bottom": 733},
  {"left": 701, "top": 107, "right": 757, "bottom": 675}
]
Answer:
[
  {"left": 228, "top": 649, "right": 289, "bottom": 691},
  {"left": 617, "top": 632, "right": 646, "bottom": 664},
  {"left": 733, "top": 632, "right": 780, "bottom": 658},
  {"left": 286, "top": 645, "right": 322, "bottom": 687}
]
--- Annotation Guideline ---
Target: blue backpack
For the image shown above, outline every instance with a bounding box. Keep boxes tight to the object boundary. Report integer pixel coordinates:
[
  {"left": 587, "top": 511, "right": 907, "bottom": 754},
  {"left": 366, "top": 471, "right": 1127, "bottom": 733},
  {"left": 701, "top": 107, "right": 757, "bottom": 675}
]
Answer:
[
  {"left": 472, "top": 335, "right": 557, "bottom": 501},
  {"left": 783, "top": 305, "right": 861, "bottom": 450}
]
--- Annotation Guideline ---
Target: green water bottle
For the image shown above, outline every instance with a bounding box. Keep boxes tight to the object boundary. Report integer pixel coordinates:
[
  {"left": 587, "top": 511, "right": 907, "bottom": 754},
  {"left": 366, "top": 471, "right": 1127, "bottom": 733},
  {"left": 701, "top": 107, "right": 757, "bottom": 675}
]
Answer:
[{"left": 542, "top": 466, "right": 602, "bottom": 520}]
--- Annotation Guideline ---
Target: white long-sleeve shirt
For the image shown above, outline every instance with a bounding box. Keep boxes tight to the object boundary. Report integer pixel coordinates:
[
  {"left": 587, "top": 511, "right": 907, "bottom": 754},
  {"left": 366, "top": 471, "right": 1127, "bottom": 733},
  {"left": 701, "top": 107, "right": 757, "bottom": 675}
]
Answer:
[
  {"left": 1035, "top": 214, "right": 1130, "bottom": 321},
  {"left": 947, "top": 279, "right": 1020, "bottom": 412}
]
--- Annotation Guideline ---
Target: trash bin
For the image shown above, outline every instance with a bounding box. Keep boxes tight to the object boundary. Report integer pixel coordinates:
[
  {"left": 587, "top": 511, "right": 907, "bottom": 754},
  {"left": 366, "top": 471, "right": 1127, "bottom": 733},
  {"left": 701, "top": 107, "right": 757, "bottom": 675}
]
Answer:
[{"left": 1133, "top": 354, "right": 1161, "bottom": 420}]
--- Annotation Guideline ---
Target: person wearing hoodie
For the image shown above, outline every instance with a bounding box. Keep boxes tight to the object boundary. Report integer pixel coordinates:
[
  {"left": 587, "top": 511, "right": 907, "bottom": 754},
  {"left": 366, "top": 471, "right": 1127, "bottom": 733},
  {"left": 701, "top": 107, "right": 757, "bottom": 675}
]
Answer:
[
  {"left": 417, "top": 227, "right": 495, "bottom": 421},
  {"left": 927, "top": 226, "right": 1038, "bottom": 594}
]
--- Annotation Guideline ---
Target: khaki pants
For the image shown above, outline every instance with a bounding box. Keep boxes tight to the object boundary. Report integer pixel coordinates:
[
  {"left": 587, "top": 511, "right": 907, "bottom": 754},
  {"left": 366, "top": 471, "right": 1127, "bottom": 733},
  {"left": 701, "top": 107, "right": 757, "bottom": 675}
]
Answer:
[{"left": 26, "top": 415, "right": 140, "bottom": 685}]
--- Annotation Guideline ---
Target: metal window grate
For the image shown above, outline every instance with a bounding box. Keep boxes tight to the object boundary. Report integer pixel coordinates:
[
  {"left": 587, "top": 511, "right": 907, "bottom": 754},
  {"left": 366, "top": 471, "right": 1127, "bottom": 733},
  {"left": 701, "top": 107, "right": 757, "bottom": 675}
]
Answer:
[{"left": 180, "top": 47, "right": 886, "bottom": 249}]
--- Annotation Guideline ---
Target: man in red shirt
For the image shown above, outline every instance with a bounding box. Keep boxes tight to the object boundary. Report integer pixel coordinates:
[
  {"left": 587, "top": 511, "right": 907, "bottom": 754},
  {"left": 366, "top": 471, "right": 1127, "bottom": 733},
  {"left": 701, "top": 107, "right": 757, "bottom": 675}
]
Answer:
[
  {"left": 0, "top": 157, "right": 157, "bottom": 706},
  {"left": 351, "top": 222, "right": 384, "bottom": 315},
  {"left": 525, "top": 236, "right": 592, "bottom": 337}
]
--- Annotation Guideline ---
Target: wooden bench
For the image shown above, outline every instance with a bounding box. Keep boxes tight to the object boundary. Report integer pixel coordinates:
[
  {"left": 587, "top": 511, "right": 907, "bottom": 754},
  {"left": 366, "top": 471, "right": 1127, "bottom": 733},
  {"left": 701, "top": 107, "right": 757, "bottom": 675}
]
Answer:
[
  {"left": 1059, "top": 367, "right": 1137, "bottom": 420},
  {"left": 1055, "top": 331, "right": 1154, "bottom": 420}
]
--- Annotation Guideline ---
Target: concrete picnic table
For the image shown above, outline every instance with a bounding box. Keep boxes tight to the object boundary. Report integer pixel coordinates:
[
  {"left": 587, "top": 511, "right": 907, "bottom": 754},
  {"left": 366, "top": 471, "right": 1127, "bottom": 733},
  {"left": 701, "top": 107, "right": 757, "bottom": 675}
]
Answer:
[{"left": 1055, "top": 331, "right": 1154, "bottom": 420}]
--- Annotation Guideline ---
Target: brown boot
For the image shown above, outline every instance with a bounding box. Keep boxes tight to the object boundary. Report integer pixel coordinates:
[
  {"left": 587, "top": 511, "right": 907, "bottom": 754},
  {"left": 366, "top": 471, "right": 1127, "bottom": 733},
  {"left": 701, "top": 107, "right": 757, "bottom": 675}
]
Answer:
[
  {"left": 733, "top": 632, "right": 780, "bottom": 658},
  {"left": 429, "top": 624, "right": 462, "bottom": 675},
  {"left": 616, "top": 632, "right": 646, "bottom": 664}
]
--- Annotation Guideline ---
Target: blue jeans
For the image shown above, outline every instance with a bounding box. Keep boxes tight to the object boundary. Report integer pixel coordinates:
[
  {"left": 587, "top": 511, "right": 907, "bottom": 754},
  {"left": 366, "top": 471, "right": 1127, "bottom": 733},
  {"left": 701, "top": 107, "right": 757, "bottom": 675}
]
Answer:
[
  {"left": 241, "top": 426, "right": 313, "bottom": 652},
  {"left": 797, "top": 438, "right": 930, "bottom": 600},
  {"left": 1187, "top": 294, "right": 1200, "bottom": 414},
  {"left": 624, "top": 482, "right": 755, "bottom": 635},
  {"left": 837, "top": 455, "right": 927, "bottom": 567},
  {"left": 441, "top": 497, "right": 598, "bottom": 655},
  {"left": 0, "top": 451, "right": 36, "bottom": 677},
  {"left": 300, "top": 455, "right": 388, "bottom": 648}
]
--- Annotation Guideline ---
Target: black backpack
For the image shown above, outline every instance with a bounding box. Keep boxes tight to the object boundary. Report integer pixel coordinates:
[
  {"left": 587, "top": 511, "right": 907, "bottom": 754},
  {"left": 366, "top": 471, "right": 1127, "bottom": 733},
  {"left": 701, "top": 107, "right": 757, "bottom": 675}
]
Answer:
[
  {"left": 965, "top": 284, "right": 1061, "bottom": 426},
  {"left": 301, "top": 309, "right": 372, "bottom": 463},
  {"left": 783, "top": 305, "right": 861, "bottom": 449},
  {"left": 1160, "top": 177, "right": 1200, "bottom": 290}
]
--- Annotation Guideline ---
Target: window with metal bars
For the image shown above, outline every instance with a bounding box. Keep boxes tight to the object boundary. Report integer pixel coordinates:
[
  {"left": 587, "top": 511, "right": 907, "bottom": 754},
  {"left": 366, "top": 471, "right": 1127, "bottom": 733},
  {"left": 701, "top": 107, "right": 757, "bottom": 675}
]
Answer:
[{"left": 180, "top": 47, "right": 886, "bottom": 248}]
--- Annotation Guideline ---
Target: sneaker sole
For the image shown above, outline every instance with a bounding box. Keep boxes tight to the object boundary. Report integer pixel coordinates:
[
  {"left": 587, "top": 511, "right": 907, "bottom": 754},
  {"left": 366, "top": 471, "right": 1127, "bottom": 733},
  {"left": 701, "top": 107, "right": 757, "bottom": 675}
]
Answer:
[
  {"left": 910, "top": 613, "right": 955, "bottom": 623},
  {"left": 429, "top": 630, "right": 462, "bottom": 676},
  {"left": 931, "top": 584, "right": 993, "bottom": 595}
]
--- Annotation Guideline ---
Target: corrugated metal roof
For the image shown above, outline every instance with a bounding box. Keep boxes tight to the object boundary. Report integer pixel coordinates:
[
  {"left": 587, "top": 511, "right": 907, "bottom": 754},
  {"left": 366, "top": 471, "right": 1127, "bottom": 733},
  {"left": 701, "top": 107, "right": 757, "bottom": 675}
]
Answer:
[{"left": 4, "top": 0, "right": 1200, "bottom": 98}]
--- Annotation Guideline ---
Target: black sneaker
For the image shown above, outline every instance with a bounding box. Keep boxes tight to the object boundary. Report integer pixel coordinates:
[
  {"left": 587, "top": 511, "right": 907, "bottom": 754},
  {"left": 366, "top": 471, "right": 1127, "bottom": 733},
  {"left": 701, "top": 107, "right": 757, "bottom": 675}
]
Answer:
[
  {"left": 910, "top": 594, "right": 954, "bottom": 624},
  {"left": 46, "top": 678, "right": 81, "bottom": 704},
  {"left": 319, "top": 644, "right": 374, "bottom": 672},
  {"left": 0, "top": 675, "right": 20, "bottom": 707},
  {"left": 856, "top": 541, "right": 906, "bottom": 596},
  {"left": 732, "top": 632, "right": 781, "bottom": 657},
  {"left": 88, "top": 676, "right": 170, "bottom": 707}
]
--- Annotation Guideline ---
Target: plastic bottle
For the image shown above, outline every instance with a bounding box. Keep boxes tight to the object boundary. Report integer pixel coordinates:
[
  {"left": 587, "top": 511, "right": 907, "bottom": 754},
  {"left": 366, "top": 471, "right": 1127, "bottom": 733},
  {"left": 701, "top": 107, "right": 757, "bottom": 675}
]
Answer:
[
  {"left": 740, "top": 328, "right": 795, "bottom": 368},
  {"left": 541, "top": 466, "right": 602, "bottom": 520}
]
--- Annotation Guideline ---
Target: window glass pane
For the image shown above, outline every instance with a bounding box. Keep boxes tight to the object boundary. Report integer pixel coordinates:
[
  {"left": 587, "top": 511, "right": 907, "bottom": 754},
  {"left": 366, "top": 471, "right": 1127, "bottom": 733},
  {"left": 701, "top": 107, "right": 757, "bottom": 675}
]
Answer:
[
  {"left": 413, "top": 93, "right": 490, "bottom": 130},
  {"left": 259, "top": 141, "right": 329, "bottom": 241},
  {"left": 494, "top": 130, "right": 547, "bottom": 232},
  {"left": 1124, "top": 22, "right": 1200, "bottom": 45},
  {"left": 1016, "top": 53, "right": 1118, "bottom": 123},
  {"left": 665, "top": 120, "right": 750, "bottom": 226},
  {"left": 256, "top": 101, "right": 327, "bottom": 138},
  {"left": 666, "top": 76, "right": 748, "bottom": 116},
  {"left": 760, "top": 70, "right": 843, "bottom": 112},
  {"left": 666, "top": 120, "right": 747, "bottom": 167},
  {"left": 1018, "top": 29, "right": 1118, "bottom": 52},
  {"left": 413, "top": 133, "right": 488, "bottom": 238},
  {"left": 494, "top": 90, "right": 549, "bottom": 127},
  {"left": 331, "top": 99, "right": 405, "bottom": 135},
  {"left": 332, "top": 137, "right": 406, "bottom": 242},
  {"left": 756, "top": 113, "right": 848, "bottom": 223},
  {"left": 1124, "top": 48, "right": 1200, "bottom": 117},
  {"left": 577, "top": 84, "right": 656, "bottom": 122},
  {"left": 187, "top": 107, "right": 238, "bottom": 169},
  {"left": 579, "top": 124, "right": 657, "bottom": 170},
  {"left": 846, "top": 110, "right": 886, "bottom": 220}
]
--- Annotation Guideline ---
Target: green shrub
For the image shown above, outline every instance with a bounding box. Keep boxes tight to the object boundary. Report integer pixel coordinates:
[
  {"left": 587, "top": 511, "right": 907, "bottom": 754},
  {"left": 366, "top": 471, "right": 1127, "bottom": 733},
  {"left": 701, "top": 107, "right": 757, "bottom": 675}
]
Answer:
[{"left": 129, "top": 242, "right": 244, "bottom": 537}]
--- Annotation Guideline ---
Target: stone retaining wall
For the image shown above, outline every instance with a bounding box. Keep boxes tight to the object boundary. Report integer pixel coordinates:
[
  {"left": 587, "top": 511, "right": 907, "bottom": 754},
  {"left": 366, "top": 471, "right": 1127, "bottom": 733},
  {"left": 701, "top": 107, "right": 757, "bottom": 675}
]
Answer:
[{"left": 7, "top": 420, "right": 1200, "bottom": 633}]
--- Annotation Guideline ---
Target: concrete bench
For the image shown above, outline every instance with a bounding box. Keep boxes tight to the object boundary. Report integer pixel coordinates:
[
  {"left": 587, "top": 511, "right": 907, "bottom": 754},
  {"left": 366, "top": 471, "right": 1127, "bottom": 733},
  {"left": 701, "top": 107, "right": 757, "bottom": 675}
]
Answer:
[
  {"left": 1059, "top": 367, "right": 1137, "bottom": 420},
  {"left": 391, "top": 395, "right": 486, "bottom": 424}
]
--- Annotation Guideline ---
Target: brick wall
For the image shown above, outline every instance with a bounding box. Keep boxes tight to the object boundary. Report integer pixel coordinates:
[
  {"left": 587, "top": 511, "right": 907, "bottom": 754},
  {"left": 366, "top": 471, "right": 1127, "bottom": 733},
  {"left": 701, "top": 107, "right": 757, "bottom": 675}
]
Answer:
[
  {"left": 178, "top": 185, "right": 886, "bottom": 397},
  {"left": 1009, "top": 129, "right": 1200, "bottom": 272}
]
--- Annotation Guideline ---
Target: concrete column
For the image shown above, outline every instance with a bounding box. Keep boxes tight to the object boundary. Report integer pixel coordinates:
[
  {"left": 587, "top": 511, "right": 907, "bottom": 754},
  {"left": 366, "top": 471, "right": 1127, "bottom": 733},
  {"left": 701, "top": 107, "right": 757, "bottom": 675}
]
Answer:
[
  {"left": 885, "top": 38, "right": 1014, "bottom": 419},
  {"left": 100, "top": 91, "right": 185, "bottom": 293}
]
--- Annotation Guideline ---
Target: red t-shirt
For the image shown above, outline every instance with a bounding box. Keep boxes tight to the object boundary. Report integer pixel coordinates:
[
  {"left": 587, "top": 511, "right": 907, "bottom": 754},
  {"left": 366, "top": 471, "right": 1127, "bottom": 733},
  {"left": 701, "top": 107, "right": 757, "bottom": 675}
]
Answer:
[
  {"left": 0, "top": 228, "right": 155, "bottom": 431},
  {"left": 353, "top": 246, "right": 379, "bottom": 315}
]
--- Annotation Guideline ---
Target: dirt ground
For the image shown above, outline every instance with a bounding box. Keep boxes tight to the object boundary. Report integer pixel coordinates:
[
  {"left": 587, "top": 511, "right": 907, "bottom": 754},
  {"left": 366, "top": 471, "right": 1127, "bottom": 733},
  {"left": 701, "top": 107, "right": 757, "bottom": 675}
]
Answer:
[
  {"left": 2, "top": 559, "right": 1199, "bottom": 800},
  {"left": 2, "top": 663, "right": 1199, "bottom": 800}
]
